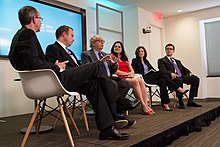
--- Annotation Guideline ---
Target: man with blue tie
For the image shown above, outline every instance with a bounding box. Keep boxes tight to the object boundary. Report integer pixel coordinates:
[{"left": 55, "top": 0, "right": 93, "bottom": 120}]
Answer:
[
  {"left": 81, "top": 35, "right": 137, "bottom": 128},
  {"left": 158, "top": 43, "right": 201, "bottom": 108},
  {"left": 46, "top": 26, "right": 139, "bottom": 138}
]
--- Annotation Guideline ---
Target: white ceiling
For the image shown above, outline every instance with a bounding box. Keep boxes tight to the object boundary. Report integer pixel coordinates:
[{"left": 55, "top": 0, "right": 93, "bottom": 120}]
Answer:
[{"left": 108, "top": 0, "right": 220, "bottom": 17}]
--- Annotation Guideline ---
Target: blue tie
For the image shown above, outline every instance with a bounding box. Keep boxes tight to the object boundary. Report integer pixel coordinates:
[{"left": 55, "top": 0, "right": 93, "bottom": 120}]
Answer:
[
  {"left": 170, "top": 58, "right": 182, "bottom": 77},
  {"left": 67, "top": 49, "right": 79, "bottom": 66},
  {"left": 98, "top": 52, "right": 108, "bottom": 76}
]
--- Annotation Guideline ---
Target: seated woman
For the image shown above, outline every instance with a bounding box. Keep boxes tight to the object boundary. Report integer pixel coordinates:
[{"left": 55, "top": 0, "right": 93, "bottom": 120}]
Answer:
[
  {"left": 111, "top": 41, "right": 155, "bottom": 115},
  {"left": 131, "top": 46, "right": 188, "bottom": 111}
]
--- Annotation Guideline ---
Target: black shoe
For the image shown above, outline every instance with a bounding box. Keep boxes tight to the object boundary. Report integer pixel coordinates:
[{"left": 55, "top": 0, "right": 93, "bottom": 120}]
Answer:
[
  {"left": 117, "top": 115, "right": 136, "bottom": 128},
  {"left": 187, "top": 101, "right": 202, "bottom": 107},
  {"left": 124, "top": 119, "right": 136, "bottom": 128},
  {"left": 162, "top": 105, "right": 173, "bottom": 111},
  {"left": 178, "top": 99, "right": 186, "bottom": 109},
  {"left": 99, "top": 126, "right": 130, "bottom": 140},
  {"left": 114, "top": 119, "right": 128, "bottom": 129}
]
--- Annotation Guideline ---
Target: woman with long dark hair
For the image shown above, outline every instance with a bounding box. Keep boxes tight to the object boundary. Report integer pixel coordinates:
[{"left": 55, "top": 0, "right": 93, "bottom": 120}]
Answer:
[
  {"left": 132, "top": 46, "right": 188, "bottom": 110},
  {"left": 111, "top": 41, "right": 155, "bottom": 115}
]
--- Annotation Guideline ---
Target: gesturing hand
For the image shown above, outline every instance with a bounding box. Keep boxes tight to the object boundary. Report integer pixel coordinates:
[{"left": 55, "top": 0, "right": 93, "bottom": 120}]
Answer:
[
  {"left": 99, "top": 55, "right": 111, "bottom": 63},
  {"left": 55, "top": 60, "right": 69, "bottom": 71},
  {"left": 109, "top": 53, "right": 119, "bottom": 64}
]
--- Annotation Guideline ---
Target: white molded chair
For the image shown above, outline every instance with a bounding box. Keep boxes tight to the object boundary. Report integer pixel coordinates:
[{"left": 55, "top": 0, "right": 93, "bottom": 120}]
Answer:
[
  {"left": 134, "top": 74, "right": 160, "bottom": 107},
  {"left": 16, "top": 69, "right": 88, "bottom": 147},
  {"left": 144, "top": 83, "right": 160, "bottom": 107}
]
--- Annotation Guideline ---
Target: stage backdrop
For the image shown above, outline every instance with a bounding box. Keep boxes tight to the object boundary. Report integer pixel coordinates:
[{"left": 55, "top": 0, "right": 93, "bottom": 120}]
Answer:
[{"left": 0, "top": 0, "right": 86, "bottom": 59}]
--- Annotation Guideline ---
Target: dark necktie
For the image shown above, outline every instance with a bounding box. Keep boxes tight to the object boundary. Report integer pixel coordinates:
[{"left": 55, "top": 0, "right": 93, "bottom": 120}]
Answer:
[
  {"left": 98, "top": 52, "right": 108, "bottom": 76},
  {"left": 67, "top": 49, "right": 79, "bottom": 66},
  {"left": 170, "top": 58, "right": 182, "bottom": 77}
]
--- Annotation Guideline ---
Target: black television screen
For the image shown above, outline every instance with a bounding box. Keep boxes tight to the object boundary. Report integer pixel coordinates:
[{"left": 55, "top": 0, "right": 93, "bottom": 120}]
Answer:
[{"left": 0, "top": 0, "right": 86, "bottom": 59}]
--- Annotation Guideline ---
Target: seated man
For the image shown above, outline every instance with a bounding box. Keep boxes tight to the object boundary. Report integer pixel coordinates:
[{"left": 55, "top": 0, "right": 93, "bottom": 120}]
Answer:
[
  {"left": 81, "top": 35, "right": 137, "bottom": 128},
  {"left": 9, "top": 6, "right": 137, "bottom": 140},
  {"left": 46, "top": 27, "right": 138, "bottom": 129},
  {"left": 158, "top": 43, "right": 202, "bottom": 108}
]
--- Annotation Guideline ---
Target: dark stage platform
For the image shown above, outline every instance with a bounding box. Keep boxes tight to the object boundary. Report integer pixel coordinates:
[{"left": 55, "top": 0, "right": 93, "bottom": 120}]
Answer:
[{"left": 0, "top": 100, "right": 220, "bottom": 147}]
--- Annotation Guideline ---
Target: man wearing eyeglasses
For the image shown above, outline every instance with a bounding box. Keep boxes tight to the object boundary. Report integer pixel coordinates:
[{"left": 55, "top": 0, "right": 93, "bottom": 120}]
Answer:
[
  {"left": 9, "top": 6, "right": 136, "bottom": 141},
  {"left": 81, "top": 35, "right": 138, "bottom": 129},
  {"left": 158, "top": 43, "right": 201, "bottom": 108}
]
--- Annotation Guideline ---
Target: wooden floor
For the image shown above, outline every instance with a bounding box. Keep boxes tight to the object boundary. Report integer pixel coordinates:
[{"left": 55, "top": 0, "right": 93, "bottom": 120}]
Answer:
[{"left": 0, "top": 100, "right": 220, "bottom": 147}]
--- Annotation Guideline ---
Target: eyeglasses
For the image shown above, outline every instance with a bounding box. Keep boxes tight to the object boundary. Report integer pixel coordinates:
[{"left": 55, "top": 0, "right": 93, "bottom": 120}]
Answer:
[
  {"left": 95, "top": 40, "right": 105, "bottom": 43},
  {"left": 35, "top": 16, "right": 43, "bottom": 22},
  {"left": 165, "top": 47, "right": 174, "bottom": 50}
]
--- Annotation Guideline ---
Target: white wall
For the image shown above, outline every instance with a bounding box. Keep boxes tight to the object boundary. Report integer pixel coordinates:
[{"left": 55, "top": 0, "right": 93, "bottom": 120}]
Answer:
[{"left": 164, "top": 6, "right": 220, "bottom": 99}]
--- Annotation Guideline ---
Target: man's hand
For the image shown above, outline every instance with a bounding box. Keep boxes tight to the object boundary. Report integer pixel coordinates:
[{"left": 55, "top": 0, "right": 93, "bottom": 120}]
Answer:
[
  {"left": 170, "top": 73, "right": 178, "bottom": 79},
  {"left": 55, "top": 60, "right": 69, "bottom": 71},
  {"left": 99, "top": 55, "right": 111, "bottom": 63},
  {"left": 109, "top": 53, "right": 119, "bottom": 64}
]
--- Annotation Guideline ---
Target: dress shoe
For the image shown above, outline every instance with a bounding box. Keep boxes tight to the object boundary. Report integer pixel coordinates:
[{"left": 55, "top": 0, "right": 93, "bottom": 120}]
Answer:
[
  {"left": 117, "top": 115, "right": 136, "bottom": 128},
  {"left": 187, "top": 101, "right": 202, "bottom": 107},
  {"left": 114, "top": 119, "right": 128, "bottom": 129},
  {"left": 124, "top": 119, "right": 136, "bottom": 128},
  {"left": 178, "top": 99, "right": 186, "bottom": 109},
  {"left": 142, "top": 109, "right": 156, "bottom": 115},
  {"left": 162, "top": 105, "right": 173, "bottom": 111},
  {"left": 99, "top": 126, "right": 130, "bottom": 140}
]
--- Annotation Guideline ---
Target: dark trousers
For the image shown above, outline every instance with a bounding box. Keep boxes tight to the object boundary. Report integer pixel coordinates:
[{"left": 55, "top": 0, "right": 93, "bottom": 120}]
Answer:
[
  {"left": 173, "top": 75, "right": 199, "bottom": 100},
  {"left": 60, "top": 62, "right": 120, "bottom": 130},
  {"left": 115, "top": 79, "right": 131, "bottom": 98},
  {"left": 143, "top": 71, "right": 179, "bottom": 104}
]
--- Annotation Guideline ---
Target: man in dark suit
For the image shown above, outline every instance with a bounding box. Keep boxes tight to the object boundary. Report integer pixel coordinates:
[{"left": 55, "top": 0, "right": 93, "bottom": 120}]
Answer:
[
  {"left": 81, "top": 35, "right": 131, "bottom": 98},
  {"left": 81, "top": 35, "right": 137, "bottom": 128},
  {"left": 46, "top": 27, "right": 139, "bottom": 129},
  {"left": 9, "top": 6, "right": 136, "bottom": 140},
  {"left": 158, "top": 43, "right": 201, "bottom": 108}
]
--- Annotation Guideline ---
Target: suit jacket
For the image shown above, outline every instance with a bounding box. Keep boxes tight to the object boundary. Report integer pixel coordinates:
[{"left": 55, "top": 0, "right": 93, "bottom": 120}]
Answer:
[
  {"left": 9, "top": 27, "right": 59, "bottom": 73},
  {"left": 46, "top": 41, "right": 81, "bottom": 69},
  {"left": 158, "top": 56, "right": 191, "bottom": 76},
  {"left": 81, "top": 49, "right": 118, "bottom": 75},
  {"left": 131, "top": 58, "right": 155, "bottom": 75}
]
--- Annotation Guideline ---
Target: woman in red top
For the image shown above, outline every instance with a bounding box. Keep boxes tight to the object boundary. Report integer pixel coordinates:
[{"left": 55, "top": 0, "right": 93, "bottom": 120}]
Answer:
[{"left": 111, "top": 41, "right": 155, "bottom": 115}]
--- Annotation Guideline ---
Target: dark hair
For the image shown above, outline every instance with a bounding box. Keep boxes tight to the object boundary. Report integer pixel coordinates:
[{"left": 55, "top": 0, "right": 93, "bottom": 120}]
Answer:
[
  {"left": 55, "top": 25, "right": 73, "bottom": 39},
  {"left": 18, "top": 6, "right": 38, "bottom": 26},
  {"left": 111, "top": 41, "right": 128, "bottom": 61},
  {"left": 135, "top": 46, "right": 147, "bottom": 59},
  {"left": 165, "top": 43, "right": 175, "bottom": 50}
]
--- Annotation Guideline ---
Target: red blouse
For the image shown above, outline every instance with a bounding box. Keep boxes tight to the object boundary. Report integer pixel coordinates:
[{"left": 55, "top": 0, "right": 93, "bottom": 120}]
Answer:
[{"left": 118, "top": 60, "right": 129, "bottom": 79}]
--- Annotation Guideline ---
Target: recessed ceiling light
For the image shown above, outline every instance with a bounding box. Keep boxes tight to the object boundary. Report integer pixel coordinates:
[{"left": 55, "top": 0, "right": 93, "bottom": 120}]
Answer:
[{"left": 177, "top": 9, "right": 183, "bottom": 13}]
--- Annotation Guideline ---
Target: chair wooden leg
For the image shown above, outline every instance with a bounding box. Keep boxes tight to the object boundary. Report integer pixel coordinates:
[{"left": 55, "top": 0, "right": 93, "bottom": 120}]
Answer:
[
  {"left": 63, "top": 102, "right": 80, "bottom": 136},
  {"left": 184, "top": 93, "right": 189, "bottom": 101},
  {"left": 59, "top": 103, "right": 75, "bottom": 147},
  {"left": 53, "top": 98, "right": 68, "bottom": 129},
  {"left": 36, "top": 100, "right": 46, "bottom": 134},
  {"left": 80, "top": 97, "right": 89, "bottom": 131},
  {"left": 173, "top": 92, "right": 177, "bottom": 108},
  {"left": 21, "top": 104, "right": 40, "bottom": 147}
]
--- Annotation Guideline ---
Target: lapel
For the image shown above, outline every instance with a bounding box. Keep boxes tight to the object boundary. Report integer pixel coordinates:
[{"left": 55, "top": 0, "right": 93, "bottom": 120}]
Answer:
[
  {"left": 90, "top": 49, "right": 99, "bottom": 62},
  {"left": 54, "top": 42, "right": 78, "bottom": 67},
  {"left": 164, "top": 56, "right": 175, "bottom": 71}
]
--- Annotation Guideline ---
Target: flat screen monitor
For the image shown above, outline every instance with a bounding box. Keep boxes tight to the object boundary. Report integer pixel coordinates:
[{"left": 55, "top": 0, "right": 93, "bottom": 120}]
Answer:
[{"left": 0, "top": 0, "right": 86, "bottom": 59}]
